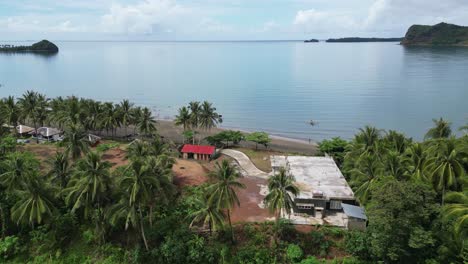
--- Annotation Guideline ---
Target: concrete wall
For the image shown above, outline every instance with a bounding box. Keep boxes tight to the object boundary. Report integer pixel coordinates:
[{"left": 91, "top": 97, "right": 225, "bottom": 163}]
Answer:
[{"left": 347, "top": 217, "right": 367, "bottom": 231}]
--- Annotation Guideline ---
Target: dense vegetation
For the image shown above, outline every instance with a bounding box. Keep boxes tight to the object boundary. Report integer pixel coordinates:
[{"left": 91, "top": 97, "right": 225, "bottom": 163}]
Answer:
[
  {"left": 320, "top": 120, "right": 467, "bottom": 263},
  {"left": 0, "top": 91, "right": 466, "bottom": 263},
  {"left": 0, "top": 40, "right": 59, "bottom": 53},
  {"left": 325, "top": 38, "right": 403, "bottom": 43},
  {"left": 401, "top": 22, "right": 468, "bottom": 46}
]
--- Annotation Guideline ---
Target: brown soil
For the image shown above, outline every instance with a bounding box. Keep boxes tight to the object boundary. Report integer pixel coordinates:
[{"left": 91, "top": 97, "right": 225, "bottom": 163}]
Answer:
[
  {"left": 172, "top": 159, "right": 209, "bottom": 187},
  {"left": 231, "top": 176, "right": 275, "bottom": 223},
  {"left": 102, "top": 147, "right": 129, "bottom": 169}
]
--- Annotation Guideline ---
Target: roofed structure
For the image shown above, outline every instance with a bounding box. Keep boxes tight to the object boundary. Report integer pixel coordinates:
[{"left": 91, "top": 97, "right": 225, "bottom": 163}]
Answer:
[
  {"left": 37, "top": 127, "right": 61, "bottom": 137},
  {"left": 181, "top": 144, "right": 215, "bottom": 161},
  {"left": 341, "top": 203, "right": 367, "bottom": 220},
  {"left": 16, "top": 125, "right": 34, "bottom": 134}
]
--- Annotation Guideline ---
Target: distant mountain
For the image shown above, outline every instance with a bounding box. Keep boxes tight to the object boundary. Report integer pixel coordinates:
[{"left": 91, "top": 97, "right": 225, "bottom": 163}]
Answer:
[
  {"left": 304, "top": 39, "right": 319, "bottom": 43},
  {"left": 401, "top": 22, "right": 468, "bottom": 46},
  {"left": 0, "top": 40, "right": 59, "bottom": 53},
  {"left": 326, "top": 37, "right": 403, "bottom": 43}
]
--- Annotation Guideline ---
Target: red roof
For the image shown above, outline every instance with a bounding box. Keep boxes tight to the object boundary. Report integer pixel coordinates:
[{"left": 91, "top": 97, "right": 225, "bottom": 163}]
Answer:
[{"left": 181, "top": 144, "right": 215, "bottom": 155}]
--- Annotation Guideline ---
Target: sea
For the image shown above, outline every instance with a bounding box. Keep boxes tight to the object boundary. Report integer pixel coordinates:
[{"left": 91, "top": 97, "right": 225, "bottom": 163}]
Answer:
[{"left": 1, "top": 40, "right": 467, "bottom": 141}]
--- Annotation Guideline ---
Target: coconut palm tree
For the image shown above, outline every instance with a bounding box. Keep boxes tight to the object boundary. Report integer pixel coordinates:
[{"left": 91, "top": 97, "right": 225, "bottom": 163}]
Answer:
[
  {"left": 188, "top": 101, "right": 201, "bottom": 129},
  {"left": 207, "top": 160, "right": 245, "bottom": 242},
  {"left": 110, "top": 158, "right": 165, "bottom": 250},
  {"left": 406, "top": 143, "right": 430, "bottom": 182},
  {"left": 0, "top": 96, "right": 20, "bottom": 128},
  {"left": 11, "top": 177, "right": 56, "bottom": 228},
  {"left": 83, "top": 99, "right": 102, "bottom": 133},
  {"left": 62, "top": 124, "right": 90, "bottom": 160},
  {"left": 48, "top": 151, "right": 71, "bottom": 188},
  {"left": 199, "top": 101, "right": 222, "bottom": 131},
  {"left": 101, "top": 102, "right": 120, "bottom": 137},
  {"left": 383, "top": 151, "right": 410, "bottom": 180},
  {"left": 0, "top": 152, "right": 39, "bottom": 191},
  {"left": 443, "top": 191, "right": 468, "bottom": 242},
  {"left": 351, "top": 154, "right": 384, "bottom": 204},
  {"left": 18, "top": 90, "right": 42, "bottom": 143},
  {"left": 263, "top": 167, "right": 299, "bottom": 223},
  {"left": 189, "top": 194, "right": 225, "bottom": 236},
  {"left": 175, "top": 106, "right": 191, "bottom": 131},
  {"left": 130, "top": 106, "right": 143, "bottom": 135},
  {"left": 425, "top": 118, "right": 452, "bottom": 140},
  {"left": 137, "top": 107, "right": 156, "bottom": 137},
  {"left": 64, "top": 151, "right": 112, "bottom": 243},
  {"left": 119, "top": 99, "right": 134, "bottom": 137},
  {"left": 426, "top": 138, "right": 466, "bottom": 204}
]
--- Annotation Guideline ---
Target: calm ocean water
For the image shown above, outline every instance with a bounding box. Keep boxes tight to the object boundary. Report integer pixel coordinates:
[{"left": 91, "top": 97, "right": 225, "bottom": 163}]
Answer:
[{"left": 0, "top": 41, "right": 467, "bottom": 141}]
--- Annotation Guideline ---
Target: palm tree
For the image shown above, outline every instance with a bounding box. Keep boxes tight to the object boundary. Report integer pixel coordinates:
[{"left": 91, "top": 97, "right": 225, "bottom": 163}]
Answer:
[
  {"left": 130, "top": 106, "right": 143, "bottom": 135},
  {"left": 406, "top": 143, "right": 429, "bottom": 182},
  {"left": 425, "top": 118, "right": 452, "bottom": 140},
  {"left": 110, "top": 158, "right": 174, "bottom": 250},
  {"left": 350, "top": 154, "right": 384, "bottom": 204},
  {"left": 64, "top": 151, "right": 112, "bottom": 243},
  {"left": 83, "top": 99, "right": 102, "bottom": 133},
  {"left": 0, "top": 96, "right": 20, "bottom": 128},
  {"left": 383, "top": 151, "right": 410, "bottom": 180},
  {"left": 207, "top": 160, "right": 245, "bottom": 242},
  {"left": 137, "top": 107, "right": 156, "bottom": 137},
  {"left": 189, "top": 194, "right": 225, "bottom": 236},
  {"left": 62, "top": 124, "right": 90, "bottom": 160},
  {"left": 443, "top": 191, "right": 468, "bottom": 242},
  {"left": 355, "top": 126, "right": 382, "bottom": 154},
  {"left": 199, "top": 101, "right": 222, "bottom": 131},
  {"left": 263, "top": 167, "right": 299, "bottom": 223},
  {"left": 426, "top": 138, "right": 466, "bottom": 204},
  {"left": 18, "top": 90, "right": 41, "bottom": 143},
  {"left": 11, "top": 177, "right": 56, "bottom": 228},
  {"left": 119, "top": 99, "right": 134, "bottom": 137},
  {"left": 175, "top": 106, "right": 191, "bottom": 132},
  {"left": 0, "top": 152, "right": 38, "bottom": 191},
  {"left": 384, "top": 130, "right": 410, "bottom": 154},
  {"left": 48, "top": 152, "right": 71, "bottom": 188},
  {"left": 101, "top": 102, "right": 120, "bottom": 137},
  {"left": 188, "top": 101, "right": 201, "bottom": 129}
]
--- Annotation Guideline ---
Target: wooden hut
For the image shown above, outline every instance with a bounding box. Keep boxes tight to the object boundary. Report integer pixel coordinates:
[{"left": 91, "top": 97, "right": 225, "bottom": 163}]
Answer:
[
  {"left": 16, "top": 125, "right": 34, "bottom": 135},
  {"left": 181, "top": 144, "right": 215, "bottom": 161}
]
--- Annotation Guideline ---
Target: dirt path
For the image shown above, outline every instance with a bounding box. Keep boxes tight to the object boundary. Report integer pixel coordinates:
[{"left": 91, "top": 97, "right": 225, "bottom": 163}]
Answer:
[{"left": 220, "top": 149, "right": 269, "bottom": 179}]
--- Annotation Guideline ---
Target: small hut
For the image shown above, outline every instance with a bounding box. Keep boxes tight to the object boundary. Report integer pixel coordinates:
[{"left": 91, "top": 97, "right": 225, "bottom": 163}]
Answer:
[
  {"left": 87, "top": 134, "right": 101, "bottom": 147},
  {"left": 341, "top": 203, "right": 367, "bottom": 231},
  {"left": 181, "top": 144, "right": 215, "bottom": 161},
  {"left": 36, "top": 127, "right": 62, "bottom": 141},
  {"left": 16, "top": 125, "right": 35, "bottom": 135}
]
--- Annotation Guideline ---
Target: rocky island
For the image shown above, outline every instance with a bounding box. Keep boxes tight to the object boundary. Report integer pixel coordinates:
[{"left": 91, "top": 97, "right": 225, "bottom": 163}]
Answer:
[
  {"left": 401, "top": 22, "right": 468, "bottom": 46},
  {"left": 304, "top": 39, "right": 319, "bottom": 43},
  {"left": 326, "top": 37, "right": 403, "bottom": 43},
  {"left": 0, "top": 40, "right": 59, "bottom": 53}
]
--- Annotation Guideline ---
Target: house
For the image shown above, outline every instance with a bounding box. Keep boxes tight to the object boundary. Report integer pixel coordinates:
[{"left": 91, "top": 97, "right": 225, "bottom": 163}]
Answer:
[
  {"left": 341, "top": 203, "right": 367, "bottom": 231},
  {"left": 181, "top": 144, "right": 215, "bottom": 161},
  {"left": 271, "top": 156, "right": 359, "bottom": 220},
  {"left": 16, "top": 125, "right": 35, "bottom": 135},
  {"left": 36, "top": 127, "right": 62, "bottom": 141}
]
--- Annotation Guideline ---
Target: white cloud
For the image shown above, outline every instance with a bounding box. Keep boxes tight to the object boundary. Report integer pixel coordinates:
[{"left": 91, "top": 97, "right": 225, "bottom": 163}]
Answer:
[{"left": 293, "top": 9, "right": 359, "bottom": 34}]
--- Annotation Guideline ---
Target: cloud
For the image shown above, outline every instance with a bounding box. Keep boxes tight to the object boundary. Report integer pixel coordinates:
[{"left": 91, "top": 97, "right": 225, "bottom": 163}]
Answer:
[{"left": 293, "top": 9, "right": 359, "bottom": 34}]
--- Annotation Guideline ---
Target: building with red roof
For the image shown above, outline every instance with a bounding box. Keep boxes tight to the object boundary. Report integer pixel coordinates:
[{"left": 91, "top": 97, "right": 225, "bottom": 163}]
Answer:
[{"left": 181, "top": 144, "right": 216, "bottom": 161}]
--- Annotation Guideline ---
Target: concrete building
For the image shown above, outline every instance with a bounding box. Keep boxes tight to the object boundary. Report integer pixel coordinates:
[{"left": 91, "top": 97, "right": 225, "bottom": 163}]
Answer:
[
  {"left": 181, "top": 144, "right": 215, "bottom": 161},
  {"left": 271, "top": 156, "right": 358, "bottom": 221}
]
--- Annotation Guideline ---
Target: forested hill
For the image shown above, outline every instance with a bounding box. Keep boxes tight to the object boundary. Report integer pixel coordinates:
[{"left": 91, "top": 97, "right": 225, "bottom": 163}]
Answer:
[
  {"left": 401, "top": 22, "right": 468, "bottom": 46},
  {"left": 0, "top": 40, "right": 59, "bottom": 53}
]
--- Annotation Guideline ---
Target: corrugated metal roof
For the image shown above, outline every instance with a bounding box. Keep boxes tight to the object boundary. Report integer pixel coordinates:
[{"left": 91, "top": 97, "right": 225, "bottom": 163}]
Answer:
[
  {"left": 341, "top": 203, "right": 367, "bottom": 220},
  {"left": 181, "top": 144, "right": 215, "bottom": 155}
]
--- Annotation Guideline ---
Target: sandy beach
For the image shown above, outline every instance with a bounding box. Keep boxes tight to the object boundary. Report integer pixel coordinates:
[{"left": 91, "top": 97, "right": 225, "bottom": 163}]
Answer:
[{"left": 156, "top": 120, "right": 317, "bottom": 155}]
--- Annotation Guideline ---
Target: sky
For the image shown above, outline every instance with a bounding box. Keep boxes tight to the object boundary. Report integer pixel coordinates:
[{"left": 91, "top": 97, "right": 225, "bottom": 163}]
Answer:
[{"left": 1, "top": 0, "right": 468, "bottom": 40}]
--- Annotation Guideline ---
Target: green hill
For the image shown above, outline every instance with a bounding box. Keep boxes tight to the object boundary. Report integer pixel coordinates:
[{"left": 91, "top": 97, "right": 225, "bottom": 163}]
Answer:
[
  {"left": 401, "top": 22, "right": 468, "bottom": 46},
  {"left": 0, "top": 40, "right": 59, "bottom": 53}
]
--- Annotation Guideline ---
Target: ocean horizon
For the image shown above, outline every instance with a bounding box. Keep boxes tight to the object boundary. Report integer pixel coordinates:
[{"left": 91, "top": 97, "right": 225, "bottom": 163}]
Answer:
[{"left": 1, "top": 40, "right": 467, "bottom": 141}]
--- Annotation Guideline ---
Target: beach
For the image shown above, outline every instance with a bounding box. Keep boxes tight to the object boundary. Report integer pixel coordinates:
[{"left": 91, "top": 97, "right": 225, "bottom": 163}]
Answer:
[{"left": 156, "top": 120, "right": 317, "bottom": 155}]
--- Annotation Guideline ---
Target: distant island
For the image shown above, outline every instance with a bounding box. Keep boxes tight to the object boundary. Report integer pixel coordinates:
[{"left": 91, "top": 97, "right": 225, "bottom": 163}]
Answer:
[
  {"left": 304, "top": 39, "right": 319, "bottom": 43},
  {"left": 326, "top": 37, "right": 403, "bottom": 43},
  {"left": 401, "top": 22, "right": 468, "bottom": 46},
  {"left": 0, "top": 40, "right": 59, "bottom": 53}
]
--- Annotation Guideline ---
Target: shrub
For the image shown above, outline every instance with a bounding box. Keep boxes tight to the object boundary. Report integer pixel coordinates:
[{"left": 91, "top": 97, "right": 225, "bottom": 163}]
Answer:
[
  {"left": 96, "top": 143, "right": 119, "bottom": 152},
  {"left": 0, "top": 236, "right": 21, "bottom": 260},
  {"left": 299, "top": 256, "right": 321, "bottom": 264},
  {"left": 344, "top": 231, "right": 370, "bottom": 260},
  {"left": 287, "top": 244, "right": 304, "bottom": 263}
]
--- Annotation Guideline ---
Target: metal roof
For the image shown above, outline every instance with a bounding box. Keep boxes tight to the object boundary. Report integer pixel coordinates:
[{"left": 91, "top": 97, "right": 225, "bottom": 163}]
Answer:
[
  {"left": 181, "top": 144, "right": 215, "bottom": 155},
  {"left": 341, "top": 203, "right": 367, "bottom": 220}
]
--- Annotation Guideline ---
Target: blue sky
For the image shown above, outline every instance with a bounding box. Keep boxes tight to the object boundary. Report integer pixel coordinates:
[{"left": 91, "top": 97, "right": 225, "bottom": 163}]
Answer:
[{"left": 1, "top": 0, "right": 468, "bottom": 40}]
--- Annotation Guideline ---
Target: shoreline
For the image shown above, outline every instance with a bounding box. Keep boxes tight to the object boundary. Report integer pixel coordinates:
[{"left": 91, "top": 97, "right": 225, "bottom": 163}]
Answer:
[{"left": 156, "top": 119, "right": 317, "bottom": 155}]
